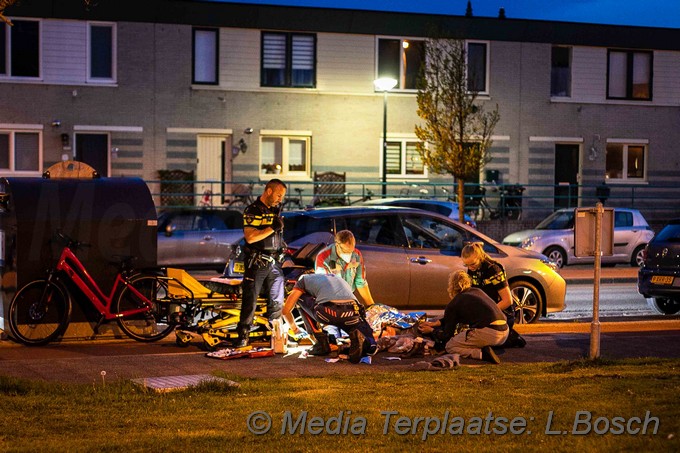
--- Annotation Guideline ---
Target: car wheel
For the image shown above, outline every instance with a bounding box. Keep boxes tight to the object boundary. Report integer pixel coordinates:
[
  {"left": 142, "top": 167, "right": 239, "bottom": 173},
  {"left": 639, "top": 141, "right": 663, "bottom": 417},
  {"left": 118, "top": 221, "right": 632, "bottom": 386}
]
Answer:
[
  {"left": 630, "top": 245, "right": 646, "bottom": 267},
  {"left": 649, "top": 297, "right": 680, "bottom": 315},
  {"left": 510, "top": 280, "right": 543, "bottom": 324},
  {"left": 543, "top": 246, "right": 566, "bottom": 268}
]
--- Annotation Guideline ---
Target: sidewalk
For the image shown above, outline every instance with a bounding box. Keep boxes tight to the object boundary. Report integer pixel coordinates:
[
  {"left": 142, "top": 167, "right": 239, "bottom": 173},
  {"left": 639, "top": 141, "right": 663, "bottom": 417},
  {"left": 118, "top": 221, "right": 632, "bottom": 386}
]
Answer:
[
  {"left": 557, "top": 265, "right": 638, "bottom": 284},
  {"left": 0, "top": 319, "right": 678, "bottom": 385}
]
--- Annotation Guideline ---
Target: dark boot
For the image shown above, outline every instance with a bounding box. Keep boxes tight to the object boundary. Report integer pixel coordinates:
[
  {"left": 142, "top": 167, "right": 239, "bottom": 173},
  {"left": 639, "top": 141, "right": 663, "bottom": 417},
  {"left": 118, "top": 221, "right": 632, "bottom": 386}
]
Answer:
[
  {"left": 308, "top": 332, "right": 331, "bottom": 356},
  {"left": 502, "top": 328, "right": 526, "bottom": 348},
  {"left": 233, "top": 324, "right": 250, "bottom": 348}
]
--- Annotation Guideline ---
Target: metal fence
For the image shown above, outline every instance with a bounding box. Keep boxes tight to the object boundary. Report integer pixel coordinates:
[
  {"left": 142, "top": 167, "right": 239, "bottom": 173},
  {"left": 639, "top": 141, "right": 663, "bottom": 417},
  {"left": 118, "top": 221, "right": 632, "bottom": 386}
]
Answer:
[{"left": 146, "top": 179, "right": 680, "bottom": 223}]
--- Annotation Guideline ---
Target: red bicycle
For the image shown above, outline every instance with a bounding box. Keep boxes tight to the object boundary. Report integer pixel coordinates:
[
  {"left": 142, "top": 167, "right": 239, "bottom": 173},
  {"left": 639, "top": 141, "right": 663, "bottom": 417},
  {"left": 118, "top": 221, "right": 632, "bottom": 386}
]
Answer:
[{"left": 7, "top": 232, "right": 174, "bottom": 346}]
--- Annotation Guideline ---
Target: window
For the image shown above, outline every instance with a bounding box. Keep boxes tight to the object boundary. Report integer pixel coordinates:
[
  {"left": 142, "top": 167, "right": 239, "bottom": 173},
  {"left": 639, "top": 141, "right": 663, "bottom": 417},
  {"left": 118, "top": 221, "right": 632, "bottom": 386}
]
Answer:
[
  {"left": 89, "top": 23, "right": 115, "bottom": 81},
  {"left": 0, "top": 19, "right": 40, "bottom": 78},
  {"left": 377, "top": 38, "right": 425, "bottom": 90},
  {"left": 614, "top": 211, "right": 633, "bottom": 228},
  {"left": 193, "top": 28, "right": 218, "bottom": 84},
  {"left": 260, "top": 134, "right": 310, "bottom": 177},
  {"left": 385, "top": 139, "right": 426, "bottom": 178},
  {"left": 0, "top": 130, "right": 41, "bottom": 174},
  {"left": 466, "top": 41, "right": 488, "bottom": 93},
  {"left": 607, "top": 50, "right": 652, "bottom": 100},
  {"left": 261, "top": 32, "right": 315, "bottom": 88},
  {"left": 551, "top": 46, "right": 571, "bottom": 97},
  {"left": 401, "top": 214, "right": 477, "bottom": 252},
  {"left": 605, "top": 142, "right": 646, "bottom": 181},
  {"left": 345, "top": 215, "right": 406, "bottom": 247}
]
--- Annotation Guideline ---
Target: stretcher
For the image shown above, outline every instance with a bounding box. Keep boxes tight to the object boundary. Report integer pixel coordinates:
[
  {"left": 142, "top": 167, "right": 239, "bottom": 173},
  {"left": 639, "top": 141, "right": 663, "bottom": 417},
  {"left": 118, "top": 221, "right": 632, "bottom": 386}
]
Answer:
[{"left": 165, "top": 268, "right": 271, "bottom": 350}]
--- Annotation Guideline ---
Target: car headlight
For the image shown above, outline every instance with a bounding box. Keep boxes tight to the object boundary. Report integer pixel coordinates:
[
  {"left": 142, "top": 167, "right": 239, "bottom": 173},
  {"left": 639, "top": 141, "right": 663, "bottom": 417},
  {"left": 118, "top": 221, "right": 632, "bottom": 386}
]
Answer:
[
  {"left": 540, "top": 258, "right": 559, "bottom": 271},
  {"left": 520, "top": 237, "right": 536, "bottom": 249}
]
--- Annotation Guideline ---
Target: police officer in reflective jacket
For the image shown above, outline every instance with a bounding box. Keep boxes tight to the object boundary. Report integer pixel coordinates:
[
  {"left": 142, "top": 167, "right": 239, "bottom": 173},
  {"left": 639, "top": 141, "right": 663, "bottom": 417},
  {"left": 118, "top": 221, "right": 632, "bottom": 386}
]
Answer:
[{"left": 235, "top": 179, "right": 287, "bottom": 348}]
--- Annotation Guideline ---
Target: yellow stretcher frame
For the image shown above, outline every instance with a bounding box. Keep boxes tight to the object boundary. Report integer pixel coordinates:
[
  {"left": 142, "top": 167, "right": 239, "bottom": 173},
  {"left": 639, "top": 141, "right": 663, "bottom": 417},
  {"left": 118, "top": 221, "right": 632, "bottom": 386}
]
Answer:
[{"left": 165, "top": 268, "right": 271, "bottom": 350}]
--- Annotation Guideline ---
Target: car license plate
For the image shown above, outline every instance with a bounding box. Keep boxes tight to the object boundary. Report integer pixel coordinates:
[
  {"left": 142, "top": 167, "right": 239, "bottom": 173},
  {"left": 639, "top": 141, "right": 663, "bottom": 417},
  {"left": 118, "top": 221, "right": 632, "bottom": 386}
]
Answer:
[
  {"left": 651, "top": 275, "right": 674, "bottom": 285},
  {"left": 233, "top": 261, "right": 245, "bottom": 273}
]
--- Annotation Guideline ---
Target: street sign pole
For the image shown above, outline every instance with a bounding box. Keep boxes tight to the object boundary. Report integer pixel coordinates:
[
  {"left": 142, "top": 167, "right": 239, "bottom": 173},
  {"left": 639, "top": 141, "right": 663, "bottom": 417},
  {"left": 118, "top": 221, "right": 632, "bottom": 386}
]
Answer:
[{"left": 589, "top": 202, "right": 603, "bottom": 359}]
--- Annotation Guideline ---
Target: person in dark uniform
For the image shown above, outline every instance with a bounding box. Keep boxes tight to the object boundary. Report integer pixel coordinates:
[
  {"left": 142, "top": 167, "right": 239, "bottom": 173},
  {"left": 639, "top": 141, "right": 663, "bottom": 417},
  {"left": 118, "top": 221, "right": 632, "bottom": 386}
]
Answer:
[
  {"left": 461, "top": 242, "right": 526, "bottom": 348},
  {"left": 235, "top": 179, "right": 287, "bottom": 348},
  {"left": 418, "top": 271, "right": 508, "bottom": 364}
]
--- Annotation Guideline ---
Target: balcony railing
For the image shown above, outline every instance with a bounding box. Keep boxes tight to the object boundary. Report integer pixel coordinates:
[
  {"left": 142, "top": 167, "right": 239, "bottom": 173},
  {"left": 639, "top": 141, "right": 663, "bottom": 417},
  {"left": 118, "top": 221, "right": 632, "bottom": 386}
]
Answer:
[{"left": 145, "top": 179, "right": 679, "bottom": 223}]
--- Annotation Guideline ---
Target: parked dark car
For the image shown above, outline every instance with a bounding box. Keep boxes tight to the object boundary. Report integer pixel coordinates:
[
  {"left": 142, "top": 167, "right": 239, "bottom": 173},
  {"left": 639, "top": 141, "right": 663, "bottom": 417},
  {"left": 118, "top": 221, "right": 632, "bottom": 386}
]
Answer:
[
  {"left": 638, "top": 218, "right": 680, "bottom": 315},
  {"left": 278, "top": 206, "right": 566, "bottom": 323},
  {"left": 157, "top": 208, "right": 243, "bottom": 270},
  {"left": 361, "top": 198, "right": 477, "bottom": 228}
]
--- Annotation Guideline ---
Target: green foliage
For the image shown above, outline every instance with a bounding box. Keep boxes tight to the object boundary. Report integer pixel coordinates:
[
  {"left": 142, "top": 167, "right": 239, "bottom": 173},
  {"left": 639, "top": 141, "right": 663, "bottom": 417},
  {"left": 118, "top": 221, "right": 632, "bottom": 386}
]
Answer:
[
  {"left": 415, "top": 36, "right": 500, "bottom": 220},
  {"left": 0, "top": 359, "right": 678, "bottom": 451}
]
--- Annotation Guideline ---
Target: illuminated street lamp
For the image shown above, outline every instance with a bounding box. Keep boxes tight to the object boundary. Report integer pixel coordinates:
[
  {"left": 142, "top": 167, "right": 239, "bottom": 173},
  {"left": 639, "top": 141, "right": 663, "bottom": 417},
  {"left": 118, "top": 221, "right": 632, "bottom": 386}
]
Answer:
[{"left": 374, "top": 77, "right": 398, "bottom": 197}]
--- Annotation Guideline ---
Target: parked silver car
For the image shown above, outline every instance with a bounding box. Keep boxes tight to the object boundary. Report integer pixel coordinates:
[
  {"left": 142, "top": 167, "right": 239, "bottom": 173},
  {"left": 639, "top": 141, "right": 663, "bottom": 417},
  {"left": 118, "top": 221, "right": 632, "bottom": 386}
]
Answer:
[
  {"left": 282, "top": 206, "right": 566, "bottom": 323},
  {"left": 502, "top": 208, "right": 654, "bottom": 268},
  {"left": 360, "top": 198, "right": 477, "bottom": 228},
  {"left": 157, "top": 208, "right": 243, "bottom": 270}
]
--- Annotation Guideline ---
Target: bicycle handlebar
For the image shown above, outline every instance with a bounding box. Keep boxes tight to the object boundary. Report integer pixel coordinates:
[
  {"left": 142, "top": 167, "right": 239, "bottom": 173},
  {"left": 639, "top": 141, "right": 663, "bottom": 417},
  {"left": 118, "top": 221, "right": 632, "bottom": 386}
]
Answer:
[{"left": 54, "top": 231, "right": 91, "bottom": 250}]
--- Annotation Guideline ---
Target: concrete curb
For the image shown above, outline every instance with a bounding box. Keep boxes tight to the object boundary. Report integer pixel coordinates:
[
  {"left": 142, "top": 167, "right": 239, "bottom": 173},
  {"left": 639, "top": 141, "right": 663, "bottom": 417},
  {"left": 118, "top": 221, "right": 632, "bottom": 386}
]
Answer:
[{"left": 515, "top": 319, "right": 680, "bottom": 335}]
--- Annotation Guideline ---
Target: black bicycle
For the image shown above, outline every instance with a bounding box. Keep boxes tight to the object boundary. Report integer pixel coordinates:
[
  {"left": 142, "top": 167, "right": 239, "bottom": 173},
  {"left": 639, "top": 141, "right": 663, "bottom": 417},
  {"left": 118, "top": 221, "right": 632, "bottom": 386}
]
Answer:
[
  {"left": 465, "top": 184, "right": 525, "bottom": 220},
  {"left": 282, "top": 187, "right": 306, "bottom": 210},
  {"left": 227, "top": 182, "right": 256, "bottom": 210}
]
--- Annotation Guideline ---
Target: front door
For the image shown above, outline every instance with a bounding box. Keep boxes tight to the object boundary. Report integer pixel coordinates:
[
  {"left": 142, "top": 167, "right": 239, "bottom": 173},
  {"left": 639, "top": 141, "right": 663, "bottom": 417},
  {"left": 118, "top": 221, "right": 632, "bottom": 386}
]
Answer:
[
  {"left": 75, "top": 133, "right": 109, "bottom": 177},
  {"left": 196, "top": 135, "right": 228, "bottom": 206},
  {"left": 554, "top": 143, "right": 579, "bottom": 209}
]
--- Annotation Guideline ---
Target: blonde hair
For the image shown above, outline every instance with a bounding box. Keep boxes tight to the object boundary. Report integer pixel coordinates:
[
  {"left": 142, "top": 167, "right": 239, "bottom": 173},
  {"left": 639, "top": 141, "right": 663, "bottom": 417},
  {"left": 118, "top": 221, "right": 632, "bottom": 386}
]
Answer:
[
  {"left": 335, "top": 230, "right": 355, "bottom": 246},
  {"left": 448, "top": 270, "right": 472, "bottom": 298},
  {"left": 461, "top": 242, "right": 488, "bottom": 262}
]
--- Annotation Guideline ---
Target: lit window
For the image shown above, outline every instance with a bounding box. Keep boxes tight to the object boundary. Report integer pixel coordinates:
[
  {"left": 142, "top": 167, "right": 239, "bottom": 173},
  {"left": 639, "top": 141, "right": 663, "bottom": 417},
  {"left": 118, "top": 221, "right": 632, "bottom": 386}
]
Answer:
[
  {"left": 605, "top": 142, "right": 646, "bottom": 181},
  {"left": 260, "top": 134, "right": 310, "bottom": 177},
  {"left": 385, "top": 139, "right": 426, "bottom": 178},
  {"left": 261, "top": 32, "right": 315, "bottom": 88},
  {"left": 377, "top": 38, "right": 425, "bottom": 90},
  {"left": 193, "top": 28, "right": 218, "bottom": 84},
  {"left": 607, "top": 50, "right": 652, "bottom": 100}
]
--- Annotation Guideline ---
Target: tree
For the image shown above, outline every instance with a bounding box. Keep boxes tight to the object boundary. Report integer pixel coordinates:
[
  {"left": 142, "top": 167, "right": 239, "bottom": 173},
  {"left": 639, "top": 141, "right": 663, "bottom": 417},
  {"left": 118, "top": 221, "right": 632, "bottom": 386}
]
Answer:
[
  {"left": 415, "top": 37, "right": 500, "bottom": 223},
  {"left": 0, "top": 0, "right": 19, "bottom": 26}
]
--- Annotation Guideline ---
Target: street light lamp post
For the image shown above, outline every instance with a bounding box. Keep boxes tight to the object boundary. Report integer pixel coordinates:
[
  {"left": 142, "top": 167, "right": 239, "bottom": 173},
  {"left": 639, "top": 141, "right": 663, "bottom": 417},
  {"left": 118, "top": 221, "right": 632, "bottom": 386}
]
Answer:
[{"left": 374, "top": 77, "right": 398, "bottom": 197}]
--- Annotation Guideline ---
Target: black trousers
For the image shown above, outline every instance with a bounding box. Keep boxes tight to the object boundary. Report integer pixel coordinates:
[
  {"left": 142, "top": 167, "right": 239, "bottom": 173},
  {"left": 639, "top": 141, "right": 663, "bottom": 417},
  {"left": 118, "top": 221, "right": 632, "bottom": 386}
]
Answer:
[
  {"left": 238, "top": 260, "right": 284, "bottom": 331},
  {"left": 297, "top": 294, "right": 376, "bottom": 345}
]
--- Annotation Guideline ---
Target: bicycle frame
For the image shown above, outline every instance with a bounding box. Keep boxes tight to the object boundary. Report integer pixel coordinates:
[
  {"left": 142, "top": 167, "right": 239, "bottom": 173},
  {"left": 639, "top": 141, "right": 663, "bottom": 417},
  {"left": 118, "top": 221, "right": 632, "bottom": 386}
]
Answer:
[{"left": 54, "top": 245, "right": 152, "bottom": 320}]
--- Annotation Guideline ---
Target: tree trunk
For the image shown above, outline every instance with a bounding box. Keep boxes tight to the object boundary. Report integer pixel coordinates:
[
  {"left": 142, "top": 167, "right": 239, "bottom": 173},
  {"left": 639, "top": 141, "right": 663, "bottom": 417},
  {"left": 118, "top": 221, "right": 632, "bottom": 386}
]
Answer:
[{"left": 457, "top": 178, "right": 466, "bottom": 224}]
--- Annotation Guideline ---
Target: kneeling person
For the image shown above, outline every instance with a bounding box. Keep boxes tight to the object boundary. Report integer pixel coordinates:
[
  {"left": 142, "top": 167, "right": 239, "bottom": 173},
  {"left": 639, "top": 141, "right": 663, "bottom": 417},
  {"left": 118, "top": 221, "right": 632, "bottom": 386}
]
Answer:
[
  {"left": 283, "top": 274, "right": 377, "bottom": 363},
  {"left": 419, "top": 271, "right": 508, "bottom": 364}
]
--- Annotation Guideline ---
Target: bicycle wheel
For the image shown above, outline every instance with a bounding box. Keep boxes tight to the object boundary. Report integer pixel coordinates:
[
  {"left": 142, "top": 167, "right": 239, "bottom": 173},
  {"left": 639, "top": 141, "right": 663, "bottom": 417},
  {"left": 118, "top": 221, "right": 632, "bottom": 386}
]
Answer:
[
  {"left": 8, "top": 279, "right": 71, "bottom": 346},
  {"left": 115, "top": 274, "right": 174, "bottom": 342}
]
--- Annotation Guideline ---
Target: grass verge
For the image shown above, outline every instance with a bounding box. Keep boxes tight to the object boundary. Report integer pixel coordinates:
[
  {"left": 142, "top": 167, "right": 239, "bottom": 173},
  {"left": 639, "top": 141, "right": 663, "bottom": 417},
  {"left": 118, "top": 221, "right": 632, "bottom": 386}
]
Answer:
[{"left": 0, "top": 358, "right": 678, "bottom": 452}]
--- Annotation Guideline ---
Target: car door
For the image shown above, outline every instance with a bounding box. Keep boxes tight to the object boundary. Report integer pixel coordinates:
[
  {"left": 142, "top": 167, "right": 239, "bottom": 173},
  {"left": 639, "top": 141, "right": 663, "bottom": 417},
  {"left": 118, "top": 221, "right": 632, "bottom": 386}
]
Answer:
[
  {"left": 399, "top": 213, "right": 470, "bottom": 308},
  {"left": 612, "top": 210, "right": 636, "bottom": 260},
  {"left": 206, "top": 212, "right": 242, "bottom": 265},
  {"left": 344, "top": 214, "right": 411, "bottom": 308},
  {"left": 165, "top": 212, "right": 219, "bottom": 265}
]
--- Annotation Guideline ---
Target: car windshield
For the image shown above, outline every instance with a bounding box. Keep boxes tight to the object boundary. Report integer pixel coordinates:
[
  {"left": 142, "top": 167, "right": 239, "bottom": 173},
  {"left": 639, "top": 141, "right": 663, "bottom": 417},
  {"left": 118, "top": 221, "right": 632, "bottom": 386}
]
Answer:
[
  {"left": 656, "top": 223, "right": 680, "bottom": 242},
  {"left": 535, "top": 211, "right": 574, "bottom": 230}
]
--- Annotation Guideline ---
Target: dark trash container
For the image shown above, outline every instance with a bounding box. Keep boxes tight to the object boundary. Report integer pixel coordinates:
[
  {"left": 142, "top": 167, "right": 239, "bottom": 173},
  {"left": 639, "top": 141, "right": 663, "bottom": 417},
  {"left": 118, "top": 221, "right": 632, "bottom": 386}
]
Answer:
[
  {"left": 596, "top": 183, "right": 610, "bottom": 204},
  {"left": 0, "top": 176, "right": 157, "bottom": 338}
]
